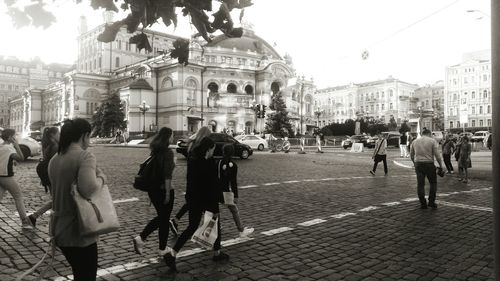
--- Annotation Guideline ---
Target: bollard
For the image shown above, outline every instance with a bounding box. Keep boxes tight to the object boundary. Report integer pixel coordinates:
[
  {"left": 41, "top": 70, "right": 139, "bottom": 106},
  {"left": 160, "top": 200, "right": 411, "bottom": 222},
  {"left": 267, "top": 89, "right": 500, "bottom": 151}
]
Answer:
[{"left": 298, "top": 137, "right": 306, "bottom": 154}]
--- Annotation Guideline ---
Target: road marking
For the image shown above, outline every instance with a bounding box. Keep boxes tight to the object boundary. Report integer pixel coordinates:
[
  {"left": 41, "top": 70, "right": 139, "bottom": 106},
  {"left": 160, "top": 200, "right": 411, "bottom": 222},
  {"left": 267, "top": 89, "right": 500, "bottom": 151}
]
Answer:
[
  {"left": 297, "top": 219, "right": 327, "bottom": 226},
  {"left": 303, "top": 179, "right": 319, "bottom": 182},
  {"left": 381, "top": 202, "right": 401, "bottom": 206},
  {"left": 359, "top": 206, "right": 379, "bottom": 212},
  {"left": 331, "top": 212, "right": 356, "bottom": 219},
  {"left": 438, "top": 201, "right": 493, "bottom": 212},
  {"left": 402, "top": 198, "right": 419, "bottom": 202},
  {"left": 263, "top": 182, "right": 280, "bottom": 186},
  {"left": 393, "top": 160, "right": 413, "bottom": 169},
  {"left": 240, "top": 185, "right": 258, "bottom": 189},
  {"left": 113, "top": 198, "right": 139, "bottom": 204},
  {"left": 261, "top": 227, "right": 294, "bottom": 236},
  {"left": 283, "top": 180, "right": 300, "bottom": 183}
]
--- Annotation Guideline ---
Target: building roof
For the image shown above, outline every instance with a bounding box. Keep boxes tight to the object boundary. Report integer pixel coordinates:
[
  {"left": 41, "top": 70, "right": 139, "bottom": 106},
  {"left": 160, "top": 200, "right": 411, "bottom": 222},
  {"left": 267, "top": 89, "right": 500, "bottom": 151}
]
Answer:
[
  {"left": 128, "top": 78, "right": 153, "bottom": 90},
  {"left": 205, "top": 29, "right": 281, "bottom": 59}
]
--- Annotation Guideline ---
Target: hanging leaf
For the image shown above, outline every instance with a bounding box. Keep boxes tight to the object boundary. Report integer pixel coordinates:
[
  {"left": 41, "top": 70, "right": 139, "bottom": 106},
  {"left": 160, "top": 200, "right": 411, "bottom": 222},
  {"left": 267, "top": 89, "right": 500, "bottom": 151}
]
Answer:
[
  {"left": 170, "top": 39, "right": 190, "bottom": 66},
  {"left": 6, "top": 7, "right": 31, "bottom": 28},
  {"left": 90, "top": 0, "right": 119, "bottom": 12},
  {"left": 226, "top": 27, "right": 243, "bottom": 38},
  {"left": 129, "top": 33, "right": 152, "bottom": 52},
  {"left": 24, "top": 2, "right": 56, "bottom": 29},
  {"left": 157, "top": 0, "right": 177, "bottom": 28},
  {"left": 97, "top": 21, "right": 124, "bottom": 42}
]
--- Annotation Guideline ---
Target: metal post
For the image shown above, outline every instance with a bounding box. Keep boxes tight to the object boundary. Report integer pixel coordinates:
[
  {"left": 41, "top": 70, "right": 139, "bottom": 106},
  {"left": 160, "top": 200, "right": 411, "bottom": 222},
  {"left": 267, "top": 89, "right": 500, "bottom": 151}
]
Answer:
[{"left": 491, "top": 1, "right": 500, "bottom": 278}]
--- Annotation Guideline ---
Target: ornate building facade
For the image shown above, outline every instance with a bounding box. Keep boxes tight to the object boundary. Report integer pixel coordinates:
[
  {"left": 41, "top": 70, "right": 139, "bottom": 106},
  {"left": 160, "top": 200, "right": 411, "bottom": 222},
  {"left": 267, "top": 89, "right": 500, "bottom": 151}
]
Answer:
[{"left": 413, "top": 81, "right": 445, "bottom": 131}]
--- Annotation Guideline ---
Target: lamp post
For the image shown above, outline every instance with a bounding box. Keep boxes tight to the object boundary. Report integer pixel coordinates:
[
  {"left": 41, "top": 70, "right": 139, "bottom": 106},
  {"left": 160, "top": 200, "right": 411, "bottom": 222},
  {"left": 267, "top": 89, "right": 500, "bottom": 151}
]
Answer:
[
  {"left": 138, "top": 100, "right": 150, "bottom": 136},
  {"left": 314, "top": 107, "right": 323, "bottom": 128}
]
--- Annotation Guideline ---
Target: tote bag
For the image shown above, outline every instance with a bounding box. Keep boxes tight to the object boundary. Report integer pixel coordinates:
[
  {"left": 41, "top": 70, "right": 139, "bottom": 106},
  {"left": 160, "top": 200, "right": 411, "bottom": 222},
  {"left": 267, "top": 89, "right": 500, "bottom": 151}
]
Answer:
[
  {"left": 71, "top": 183, "right": 120, "bottom": 236},
  {"left": 191, "top": 211, "right": 218, "bottom": 249}
]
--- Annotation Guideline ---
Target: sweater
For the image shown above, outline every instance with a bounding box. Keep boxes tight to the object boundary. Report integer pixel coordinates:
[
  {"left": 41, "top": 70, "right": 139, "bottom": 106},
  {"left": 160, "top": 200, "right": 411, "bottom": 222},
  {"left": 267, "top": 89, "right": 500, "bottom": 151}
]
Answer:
[{"left": 410, "top": 136, "right": 443, "bottom": 164}]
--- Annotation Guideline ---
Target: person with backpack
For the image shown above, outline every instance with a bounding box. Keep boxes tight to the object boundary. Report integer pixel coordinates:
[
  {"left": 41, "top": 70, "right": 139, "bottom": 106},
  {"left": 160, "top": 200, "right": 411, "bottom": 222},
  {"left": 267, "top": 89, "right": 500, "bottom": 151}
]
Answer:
[
  {"left": 370, "top": 132, "right": 388, "bottom": 176},
  {"left": 169, "top": 126, "right": 211, "bottom": 236},
  {"left": 163, "top": 137, "right": 227, "bottom": 271},
  {"left": 133, "top": 127, "right": 176, "bottom": 257},
  {"left": 29, "top": 126, "right": 60, "bottom": 227},
  {"left": 0, "top": 129, "right": 33, "bottom": 230},
  {"left": 218, "top": 144, "right": 254, "bottom": 238}
]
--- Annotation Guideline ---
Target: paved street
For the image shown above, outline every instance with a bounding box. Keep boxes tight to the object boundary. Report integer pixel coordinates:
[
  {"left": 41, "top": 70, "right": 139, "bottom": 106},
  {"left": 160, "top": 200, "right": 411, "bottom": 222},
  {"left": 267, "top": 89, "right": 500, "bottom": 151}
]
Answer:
[{"left": 0, "top": 146, "right": 494, "bottom": 280}]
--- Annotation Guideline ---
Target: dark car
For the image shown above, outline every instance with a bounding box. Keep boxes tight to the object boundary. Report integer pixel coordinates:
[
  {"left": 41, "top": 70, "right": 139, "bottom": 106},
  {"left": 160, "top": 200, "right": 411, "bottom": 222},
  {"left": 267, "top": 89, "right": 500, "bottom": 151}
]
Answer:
[
  {"left": 342, "top": 135, "right": 372, "bottom": 149},
  {"left": 381, "top": 132, "right": 401, "bottom": 147},
  {"left": 176, "top": 133, "right": 253, "bottom": 159}
]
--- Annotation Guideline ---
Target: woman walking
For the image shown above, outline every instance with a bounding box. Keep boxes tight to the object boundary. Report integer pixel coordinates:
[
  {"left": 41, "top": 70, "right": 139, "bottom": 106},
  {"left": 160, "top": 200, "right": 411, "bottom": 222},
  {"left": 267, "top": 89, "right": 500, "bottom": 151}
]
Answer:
[
  {"left": 370, "top": 133, "right": 388, "bottom": 176},
  {"left": 0, "top": 129, "right": 33, "bottom": 229},
  {"left": 133, "top": 127, "right": 176, "bottom": 256},
  {"left": 441, "top": 134, "right": 455, "bottom": 174},
  {"left": 48, "top": 118, "right": 107, "bottom": 281},
  {"left": 218, "top": 144, "right": 254, "bottom": 238},
  {"left": 457, "top": 136, "right": 472, "bottom": 183},
  {"left": 169, "top": 126, "right": 212, "bottom": 236},
  {"left": 29, "top": 126, "right": 60, "bottom": 227},
  {"left": 163, "top": 137, "right": 227, "bottom": 271}
]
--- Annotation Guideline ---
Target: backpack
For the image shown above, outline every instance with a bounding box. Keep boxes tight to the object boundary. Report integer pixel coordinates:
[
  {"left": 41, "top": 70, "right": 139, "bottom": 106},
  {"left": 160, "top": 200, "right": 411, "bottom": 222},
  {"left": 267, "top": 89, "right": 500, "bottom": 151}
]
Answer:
[{"left": 133, "top": 155, "right": 164, "bottom": 192}]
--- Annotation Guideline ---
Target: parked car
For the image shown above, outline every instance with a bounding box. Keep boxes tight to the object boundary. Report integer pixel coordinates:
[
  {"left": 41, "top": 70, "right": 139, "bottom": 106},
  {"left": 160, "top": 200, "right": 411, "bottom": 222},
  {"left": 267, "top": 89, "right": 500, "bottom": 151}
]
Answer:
[
  {"left": 234, "top": 135, "right": 268, "bottom": 151},
  {"left": 342, "top": 135, "right": 371, "bottom": 149},
  {"left": 381, "top": 131, "right": 401, "bottom": 147},
  {"left": 176, "top": 133, "right": 253, "bottom": 159},
  {"left": 471, "top": 131, "right": 490, "bottom": 143},
  {"left": 0, "top": 128, "right": 42, "bottom": 159}
]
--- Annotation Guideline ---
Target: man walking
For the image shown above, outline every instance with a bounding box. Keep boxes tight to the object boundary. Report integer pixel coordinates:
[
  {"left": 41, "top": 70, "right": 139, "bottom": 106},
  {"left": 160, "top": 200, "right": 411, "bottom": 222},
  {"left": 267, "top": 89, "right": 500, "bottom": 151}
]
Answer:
[
  {"left": 410, "top": 128, "right": 444, "bottom": 209},
  {"left": 399, "top": 132, "right": 408, "bottom": 157},
  {"left": 370, "top": 133, "right": 387, "bottom": 175}
]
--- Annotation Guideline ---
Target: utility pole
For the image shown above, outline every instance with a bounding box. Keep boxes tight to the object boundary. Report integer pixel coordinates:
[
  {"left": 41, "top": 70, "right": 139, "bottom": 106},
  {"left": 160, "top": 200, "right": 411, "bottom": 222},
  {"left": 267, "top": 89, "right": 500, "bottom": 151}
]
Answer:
[
  {"left": 491, "top": 1, "right": 500, "bottom": 279},
  {"left": 300, "top": 76, "right": 304, "bottom": 135}
]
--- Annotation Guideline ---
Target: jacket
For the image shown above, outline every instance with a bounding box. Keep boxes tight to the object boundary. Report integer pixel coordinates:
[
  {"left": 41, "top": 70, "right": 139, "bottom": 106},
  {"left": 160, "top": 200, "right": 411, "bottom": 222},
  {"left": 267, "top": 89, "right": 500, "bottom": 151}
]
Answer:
[{"left": 186, "top": 156, "right": 219, "bottom": 213}]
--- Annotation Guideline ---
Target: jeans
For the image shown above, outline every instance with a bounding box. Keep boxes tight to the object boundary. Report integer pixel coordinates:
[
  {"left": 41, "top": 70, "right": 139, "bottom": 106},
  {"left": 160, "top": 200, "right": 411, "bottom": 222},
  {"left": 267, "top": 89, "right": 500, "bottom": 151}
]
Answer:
[
  {"left": 399, "top": 145, "right": 408, "bottom": 157},
  {"left": 372, "top": 155, "right": 388, "bottom": 174},
  {"left": 415, "top": 162, "right": 437, "bottom": 205},
  {"left": 173, "top": 204, "right": 221, "bottom": 253},
  {"left": 174, "top": 202, "right": 189, "bottom": 220},
  {"left": 60, "top": 243, "right": 98, "bottom": 281},
  {"left": 226, "top": 204, "right": 243, "bottom": 232},
  {"left": 140, "top": 189, "right": 175, "bottom": 250},
  {"left": 0, "top": 176, "right": 28, "bottom": 222},
  {"left": 443, "top": 154, "right": 454, "bottom": 172}
]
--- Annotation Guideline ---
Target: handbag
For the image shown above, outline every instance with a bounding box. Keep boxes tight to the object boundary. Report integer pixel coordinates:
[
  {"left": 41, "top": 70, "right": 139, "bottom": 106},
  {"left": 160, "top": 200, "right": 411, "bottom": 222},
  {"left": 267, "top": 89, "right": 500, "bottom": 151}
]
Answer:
[
  {"left": 191, "top": 211, "right": 218, "bottom": 249},
  {"left": 223, "top": 191, "right": 235, "bottom": 205},
  {"left": 71, "top": 183, "right": 120, "bottom": 236}
]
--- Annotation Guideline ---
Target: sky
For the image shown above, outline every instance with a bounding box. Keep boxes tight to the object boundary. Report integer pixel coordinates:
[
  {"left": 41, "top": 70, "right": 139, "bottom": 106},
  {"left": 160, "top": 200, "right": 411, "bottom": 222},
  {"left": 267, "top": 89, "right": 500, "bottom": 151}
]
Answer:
[{"left": 0, "top": 0, "right": 491, "bottom": 89}]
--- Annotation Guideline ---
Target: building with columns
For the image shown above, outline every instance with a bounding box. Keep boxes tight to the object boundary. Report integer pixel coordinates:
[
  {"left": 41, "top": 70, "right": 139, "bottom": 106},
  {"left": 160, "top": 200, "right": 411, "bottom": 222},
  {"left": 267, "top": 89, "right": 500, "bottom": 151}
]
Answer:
[
  {"left": 413, "top": 81, "right": 445, "bottom": 131},
  {"left": 444, "top": 50, "right": 492, "bottom": 131}
]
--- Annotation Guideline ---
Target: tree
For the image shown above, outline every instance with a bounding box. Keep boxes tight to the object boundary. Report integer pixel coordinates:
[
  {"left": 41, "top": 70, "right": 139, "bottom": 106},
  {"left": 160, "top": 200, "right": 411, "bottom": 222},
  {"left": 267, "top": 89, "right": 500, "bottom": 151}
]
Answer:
[
  {"left": 4, "top": 0, "right": 253, "bottom": 65},
  {"left": 91, "top": 92, "right": 127, "bottom": 137},
  {"left": 264, "top": 91, "right": 293, "bottom": 137}
]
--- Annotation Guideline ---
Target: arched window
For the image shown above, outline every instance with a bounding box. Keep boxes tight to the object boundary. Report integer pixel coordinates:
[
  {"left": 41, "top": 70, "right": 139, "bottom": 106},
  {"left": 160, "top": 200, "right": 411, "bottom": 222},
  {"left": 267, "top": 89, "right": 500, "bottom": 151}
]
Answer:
[
  {"left": 186, "top": 79, "right": 197, "bottom": 106},
  {"left": 244, "top": 85, "right": 254, "bottom": 95},
  {"left": 271, "top": 82, "right": 280, "bottom": 94},
  {"left": 161, "top": 77, "right": 173, "bottom": 88},
  {"left": 208, "top": 82, "right": 219, "bottom": 93},
  {"left": 227, "top": 83, "right": 237, "bottom": 94}
]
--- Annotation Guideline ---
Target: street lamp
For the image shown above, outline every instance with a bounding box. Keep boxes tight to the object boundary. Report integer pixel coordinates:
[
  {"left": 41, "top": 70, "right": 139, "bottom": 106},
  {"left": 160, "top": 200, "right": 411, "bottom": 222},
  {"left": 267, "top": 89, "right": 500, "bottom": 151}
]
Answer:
[
  {"left": 138, "top": 100, "right": 150, "bottom": 136},
  {"left": 314, "top": 107, "right": 324, "bottom": 127}
]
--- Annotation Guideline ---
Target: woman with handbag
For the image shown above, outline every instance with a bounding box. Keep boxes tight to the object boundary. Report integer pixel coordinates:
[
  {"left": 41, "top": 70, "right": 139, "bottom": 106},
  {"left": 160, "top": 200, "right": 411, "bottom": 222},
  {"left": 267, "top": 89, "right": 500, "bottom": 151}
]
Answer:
[
  {"left": 48, "top": 118, "right": 107, "bottom": 281},
  {"left": 133, "top": 127, "right": 176, "bottom": 257},
  {"left": 29, "top": 126, "right": 60, "bottom": 227},
  {"left": 218, "top": 144, "right": 254, "bottom": 238},
  {"left": 163, "top": 137, "right": 227, "bottom": 272},
  {"left": 370, "top": 133, "right": 388, "bottom": 176},
  {"left": 0, "top": 129, "right": 33, "bottom": 230}
]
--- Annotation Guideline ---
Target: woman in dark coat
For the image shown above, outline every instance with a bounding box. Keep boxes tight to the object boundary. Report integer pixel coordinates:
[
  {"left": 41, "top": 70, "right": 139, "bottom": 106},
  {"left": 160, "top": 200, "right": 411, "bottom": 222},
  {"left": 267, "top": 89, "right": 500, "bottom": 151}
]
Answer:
[{"left": 163, "top": 137, "right": 227, "bottom": 271}]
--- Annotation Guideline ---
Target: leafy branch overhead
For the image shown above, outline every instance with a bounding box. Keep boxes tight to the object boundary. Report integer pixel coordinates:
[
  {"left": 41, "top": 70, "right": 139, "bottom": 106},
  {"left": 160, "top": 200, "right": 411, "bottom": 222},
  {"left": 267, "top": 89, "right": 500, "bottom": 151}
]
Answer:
[{"left": 4, "top": 0, "right": 253, "bottom": 65}]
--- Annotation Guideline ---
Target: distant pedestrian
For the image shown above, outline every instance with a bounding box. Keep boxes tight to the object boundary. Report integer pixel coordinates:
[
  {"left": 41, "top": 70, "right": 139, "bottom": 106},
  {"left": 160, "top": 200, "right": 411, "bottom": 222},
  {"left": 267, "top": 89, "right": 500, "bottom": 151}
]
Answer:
[
  {"left": 217, "top": 144, "right": 254, "bottom": 238},
  {"left": 0, "top": 129, "right": 33, "bottom": 230},
  {"left": 410, "top": 128, "right": 444, "bottom": 209},
  {"left": 169, "top": 126, "right": 212, "bottom": 236},
  {"left": 441, "top": 134, "right": 455, "bottom": 174},
  {"left": 133, "top": 127, "right": 176, "bottom": 257},
  {"left": 457, "top": 136, "right": 472, "bottom": 183},
  {"left": 163, "top": 137, "right": 227, "bottom": 271},
  {"left": 399, "top": 132, "right": 408, "bottom": 157},
  {"left": 407, "top": 132, "right": 414, "bottom": 157},
  {"left": 29, "top": 126, "right": 60, "bottom": 227},
  {"left": 370, "top": 133, "right": 387, "bottom": 176},
  {"left": 48, "top": 118, "right": 107, "bottom": 281}
]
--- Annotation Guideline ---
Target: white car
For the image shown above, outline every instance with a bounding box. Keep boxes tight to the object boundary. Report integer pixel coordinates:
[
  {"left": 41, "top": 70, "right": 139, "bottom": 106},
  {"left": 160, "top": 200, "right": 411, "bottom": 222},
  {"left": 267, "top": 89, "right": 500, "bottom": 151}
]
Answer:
[
  {"left": 235, "top": 135, "right": 268, "bottom": 151},
  {"left": 0, "top": 129, "right": 42, "bottom": 159},
  {"left": 471, "top": 131, "right": 489, "bottom": 143}
]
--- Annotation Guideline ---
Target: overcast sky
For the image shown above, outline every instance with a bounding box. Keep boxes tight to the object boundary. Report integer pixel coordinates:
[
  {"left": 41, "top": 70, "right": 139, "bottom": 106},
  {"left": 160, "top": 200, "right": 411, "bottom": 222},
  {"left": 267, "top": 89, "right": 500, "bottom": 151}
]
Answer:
[{"left": 0, "top": 0, "right": 491, "bottom": 88}]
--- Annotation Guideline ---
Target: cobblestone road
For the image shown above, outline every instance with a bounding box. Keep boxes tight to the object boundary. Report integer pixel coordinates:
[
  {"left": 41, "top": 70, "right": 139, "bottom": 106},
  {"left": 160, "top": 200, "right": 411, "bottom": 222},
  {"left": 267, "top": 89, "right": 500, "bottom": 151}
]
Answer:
[{"left": 0, "top": 147, "right": 494, "bottom": 280}]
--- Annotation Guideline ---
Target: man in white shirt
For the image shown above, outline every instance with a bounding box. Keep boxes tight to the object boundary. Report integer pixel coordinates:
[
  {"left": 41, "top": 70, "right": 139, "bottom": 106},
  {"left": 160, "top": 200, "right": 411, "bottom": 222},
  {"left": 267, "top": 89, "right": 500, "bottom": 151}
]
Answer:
[{"left": 410, "top": 128, "right": 444, "bottom": 209}]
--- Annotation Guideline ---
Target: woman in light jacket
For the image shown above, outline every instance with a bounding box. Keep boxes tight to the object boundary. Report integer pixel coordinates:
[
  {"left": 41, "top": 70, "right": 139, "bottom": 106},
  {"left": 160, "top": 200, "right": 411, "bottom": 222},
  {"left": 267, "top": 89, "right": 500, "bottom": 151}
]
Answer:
[{"left": 48, "top": 118, "right": 107, "bottom": 281}]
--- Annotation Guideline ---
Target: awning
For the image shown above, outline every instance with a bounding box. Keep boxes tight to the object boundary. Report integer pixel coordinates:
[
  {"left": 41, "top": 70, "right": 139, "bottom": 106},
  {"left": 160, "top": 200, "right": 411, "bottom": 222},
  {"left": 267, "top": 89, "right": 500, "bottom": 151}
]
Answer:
[{"left": 187, "top": 116, "right": 204, "bottom": 121}]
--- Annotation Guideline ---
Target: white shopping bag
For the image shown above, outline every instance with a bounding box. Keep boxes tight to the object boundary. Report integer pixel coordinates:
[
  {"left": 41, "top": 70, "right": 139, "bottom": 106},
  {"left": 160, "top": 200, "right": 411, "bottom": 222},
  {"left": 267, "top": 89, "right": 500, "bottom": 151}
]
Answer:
[
  {"left": 191, "top": 211, "right": 218, "bottom": 249},
  {"left": 223, "top": 191, "right": 235, "bottom": 205}
]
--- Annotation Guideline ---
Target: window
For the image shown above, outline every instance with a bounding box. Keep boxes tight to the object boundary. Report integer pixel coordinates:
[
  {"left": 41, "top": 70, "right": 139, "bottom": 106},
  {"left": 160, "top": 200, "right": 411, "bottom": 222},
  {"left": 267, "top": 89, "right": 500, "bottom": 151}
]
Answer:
[
  {"left": 186, "top": 79, "right": 197, "bottom": 106},
  {"left": 484, "top": 90, "right": 488, "bottom": 98},
  {"left": 471, "top": 106, "right": 475, "bottom": 115},
  {"left": 464, "top": 77, "right": 468, "bottom": 84},
  {"left": 115, "top": 57, "right": 120, "bottom": 67},
  {"left": 376, "top": 104, "right": 379, "bottom": 112},
  {"left": 483, "top": 74, "right": 488, "bottom": 82},
  {"left": 471, "top": 120, "right": 476, "bottom": 127},
  {"left": 488, "top": 119, "right": 492, "bottom": 126},
  {"left": 381, "top": 104, "right": 385, "bottom": 110},
  {"left": 389, "top": 90, "right": 393, "bottom": 97},
  {"left": 488, "top": 105, "right": 491, "bottom": 114},
  {"left": 227, "top": 83, "right": 237, "bottom": 94},
  {"left": 453, "top": 94, "right": 457, "bottom": 101},
  {"left": 389, "top": 103, "right": 393, "bottom": 110},
  {"left": 449, "top": 108, "right": 453, "bottom": 116},
  {"left": 98, "top": 57, "right": 102, "bottom": 68},
  {"left": 450, "top": 121, "right": 453, "bottom": 128},
  {"left": 472, "top": 91, "right": 475, "bottom": 99},
  {"left": 479, "top": 106, "right": 483, "bottom": 114},
  {"left": 480, "top": 120, "right": 484, "bottom": 127}
]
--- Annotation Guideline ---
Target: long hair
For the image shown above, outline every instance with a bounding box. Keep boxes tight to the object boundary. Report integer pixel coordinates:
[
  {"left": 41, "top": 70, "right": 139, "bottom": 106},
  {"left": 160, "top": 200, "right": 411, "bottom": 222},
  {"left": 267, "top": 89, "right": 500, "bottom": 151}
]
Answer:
[
  {"left": 58, "top": 118, "right": 92, "bottom": 154},
  {"left": 222, "top": 144, "right": 234, "bottom": 162},
  {"left": 41, "top": 127, "right": 59, "bottom": 150},
  {"left": 150, "top": 127, "right": 172, "bottom": 155},
  {"left": 188, "top": 126, "right": 212, "bottom": 154},
  {"left": 1, "top": 129, "right": 15, "bottom": 142},
  {"left": 193, "top": 137, "right": 215, "bottom": 159}
]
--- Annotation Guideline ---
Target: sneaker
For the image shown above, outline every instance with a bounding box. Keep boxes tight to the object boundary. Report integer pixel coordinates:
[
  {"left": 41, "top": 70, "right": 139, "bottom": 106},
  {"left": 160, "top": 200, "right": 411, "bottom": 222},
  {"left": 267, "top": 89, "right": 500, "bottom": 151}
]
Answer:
[
  {"left": 212, "top": 252, "right": 230, "bottom": 262},
  {"left": 28, "top": 214, "right": 37, "bottom": 228},
  {"left": 169, "top": 219, "right": 178, "bottom": 237},
  {"left": 159, "top": 247, "right": 171, "bottom": 257},
  {"left": 21, "top": 218, "right": 34, "bottom": 230},
  {"left": 450, "top": 171, "right": 454, "bottom": 174},
  {"left": 239, "top": 227, "right": 254, "bottom": 238},
  {"left": 133, "top": 236, "right": 144, "bottom": 255},
  {"left": 428, "top": 202, "right": 438, "bottom": 209},
  {"left": 369, "top": 170, "right": 375, "bottom": 176},
  {"left": 163, "top": 252, "right": 177, "bottom": 271}
]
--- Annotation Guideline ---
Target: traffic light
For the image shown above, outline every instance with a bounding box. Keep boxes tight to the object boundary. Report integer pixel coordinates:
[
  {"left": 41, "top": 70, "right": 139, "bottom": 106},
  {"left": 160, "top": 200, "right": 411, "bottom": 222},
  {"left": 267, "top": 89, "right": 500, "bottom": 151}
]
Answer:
[{"left": 259, "top": 104, "right": 266, "bottom": 118}]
